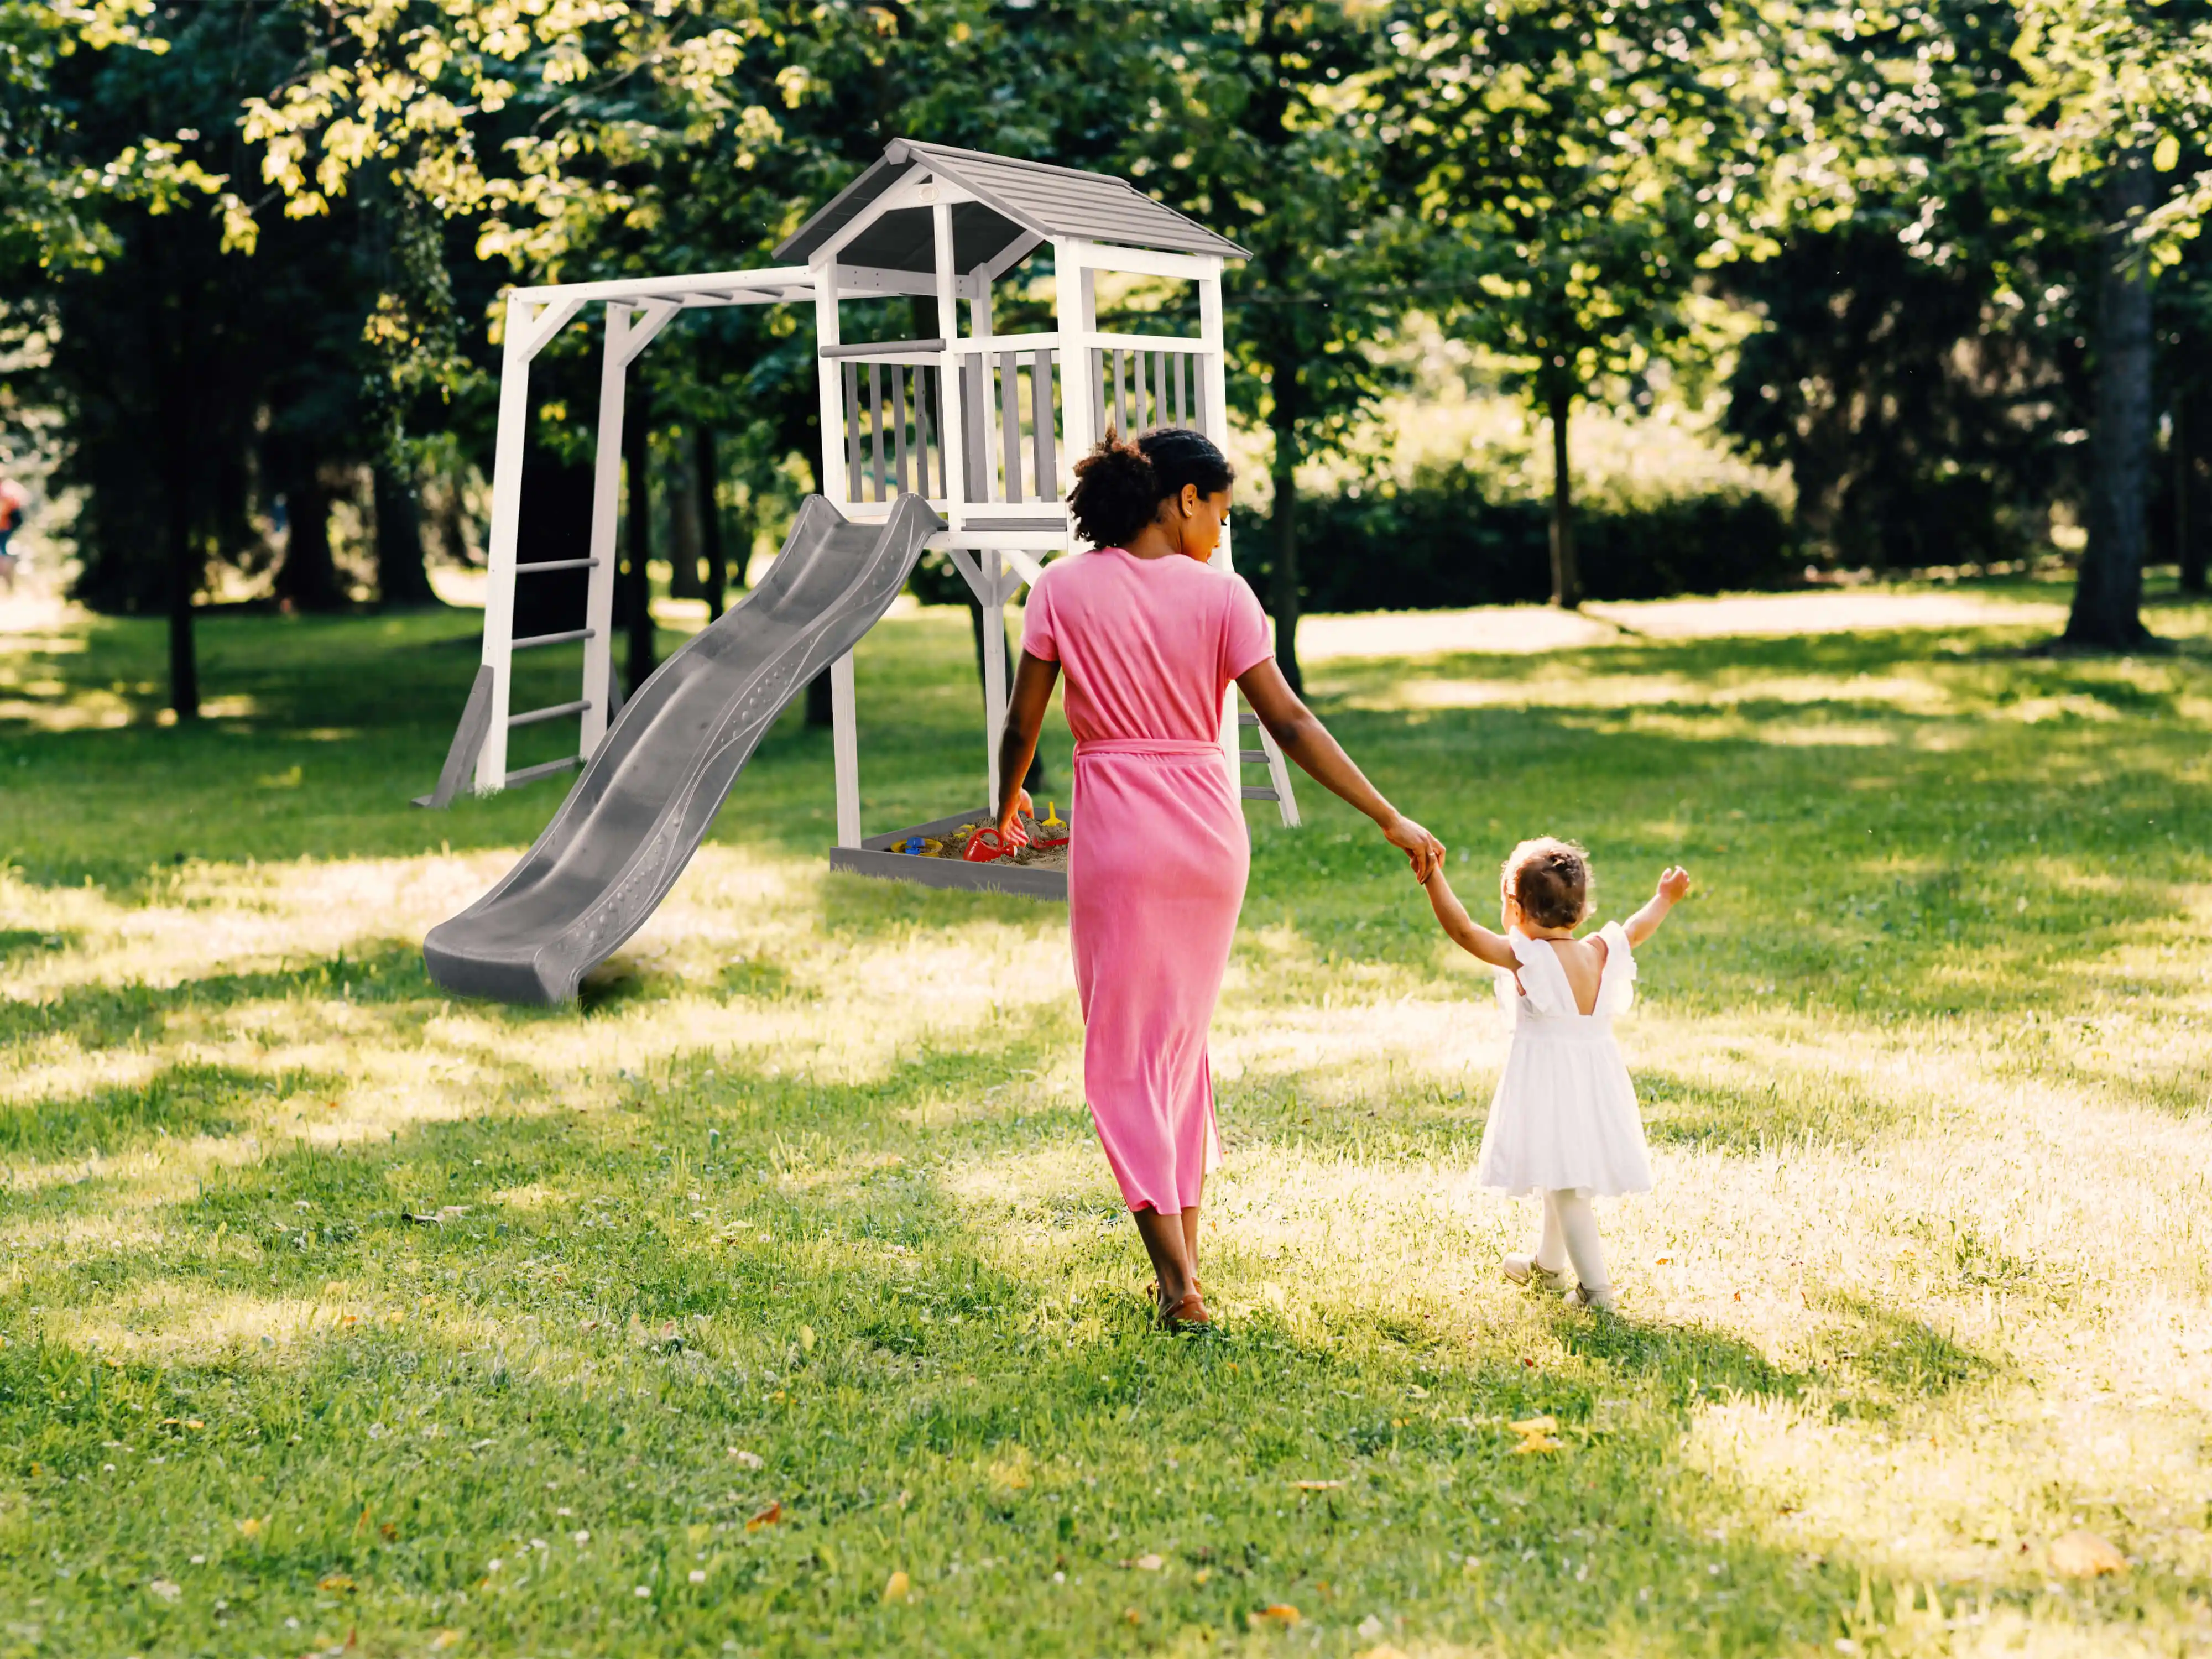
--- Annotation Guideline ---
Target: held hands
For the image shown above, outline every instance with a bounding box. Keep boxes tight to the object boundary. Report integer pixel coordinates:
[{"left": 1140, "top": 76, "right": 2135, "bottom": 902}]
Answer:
[
  {"left": 1656, "top": 865, "right": 1692, "bottom": 904},
  {"left": 1381, "top": 812, "right": 1446, "bottom": 883},
  {"left": 994, "top": 787, "right": 1035, "bottom": 848}
]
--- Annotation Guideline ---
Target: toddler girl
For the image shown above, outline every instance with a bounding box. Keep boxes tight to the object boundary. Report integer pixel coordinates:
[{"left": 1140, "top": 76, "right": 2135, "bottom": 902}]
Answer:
[{"left": 1420, "top": 838, "right": 1691, "bottom": 1311}]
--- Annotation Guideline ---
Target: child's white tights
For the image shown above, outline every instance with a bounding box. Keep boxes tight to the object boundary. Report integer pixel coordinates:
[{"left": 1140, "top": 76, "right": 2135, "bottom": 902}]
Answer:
[{"left": 1533, "top": 1188, "right": 1610, "bottom": 1296}]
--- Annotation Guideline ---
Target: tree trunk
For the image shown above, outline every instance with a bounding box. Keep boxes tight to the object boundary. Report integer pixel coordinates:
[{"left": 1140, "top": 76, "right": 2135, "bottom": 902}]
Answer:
[
  {"left": 1548, "top": 386, "right": 1582, "bottom": 609},
  {"left": 373, "top": 463, "right": 439, "bottom": 607},
  {"left": 2065, "top": 157, "right": 2157, "bottom": 649},
  {"left": 697, "top": 424, "right": 726, "bottom": 620},
  {"left": 274, "top": 471, "right": 344, "bottom": 611},
  {"left": 163, "top": 432, "right": 199, "bottom": 721},
  {"left": 624, "top": 382, "right": 656, "bottom": 693},
  {"left": 667, "top": 428, "right": 704, "bottom": 599},
  {"left": 1267, "top": 352, "right": 1303, "bottom": 695},
  {"left": 2180, "top": 386, "right": 2208, "bottom": 596}
]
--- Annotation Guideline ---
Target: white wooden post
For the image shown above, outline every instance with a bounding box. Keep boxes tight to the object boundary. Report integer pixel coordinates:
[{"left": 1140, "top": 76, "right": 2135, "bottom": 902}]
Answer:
[
  {"left": 972, "top": 276, "right": 998, "bottom": 503},
  {"left": 814, "top": 259, "right": 863, "bottom": 848},
  {"left": 476, "top": 294, "right": 536, "bottom": 791},
  {"left": 812, "top": 261, "right": 845, "bottom": 504},
  {"left": 934, "top": 201, "right": 967, "bottom": 534},
  {"left": 831, "top": 653, "right": 861, "bottom": 848},
  {"left": 580, "top": 305, "right": 627, "bottom": 758},
  {"left": 1051, "top": 239, "right": 1089, "bottom": 519},
  {"left": 1198, "top": 262, "right": 1244, "bottom": 809},
  {"left": 983, "top": 548, "right": 1008, "bottom": 808}
]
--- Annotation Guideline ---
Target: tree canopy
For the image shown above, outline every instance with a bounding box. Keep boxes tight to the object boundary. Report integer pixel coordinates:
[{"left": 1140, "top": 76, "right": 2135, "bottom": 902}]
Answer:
[{"left": 9, "top": 0, "right": 2212, "bottom": 694}]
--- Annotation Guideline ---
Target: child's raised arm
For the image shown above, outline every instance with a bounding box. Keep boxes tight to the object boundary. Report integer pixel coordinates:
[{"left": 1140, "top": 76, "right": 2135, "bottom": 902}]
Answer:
[
  {"left": 1422, "top": 865, "right": 1519, "bottom": 969},
  {"left": 1624, "top": 866, "right": 1692, "bottom": 947}
]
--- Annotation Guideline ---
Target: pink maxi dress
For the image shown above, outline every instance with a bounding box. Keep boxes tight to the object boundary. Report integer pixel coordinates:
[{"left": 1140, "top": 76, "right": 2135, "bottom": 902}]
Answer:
[{"left": 1020, "top": 547, "right": 1273, "bottom": 1214}]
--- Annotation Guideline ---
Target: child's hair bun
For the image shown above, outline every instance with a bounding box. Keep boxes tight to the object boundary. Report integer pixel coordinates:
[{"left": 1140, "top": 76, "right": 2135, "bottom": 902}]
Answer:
[{"left": 1501, "top": 837, "right": 1592, "bottom": 930}]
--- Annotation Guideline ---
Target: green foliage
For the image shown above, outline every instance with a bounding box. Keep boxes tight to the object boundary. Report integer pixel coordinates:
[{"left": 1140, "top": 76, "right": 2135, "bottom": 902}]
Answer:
[
  {"left": 1379, "top": 0, "right": 1751, "bottom": 419},
  {"left": 1297, "top": 465, "right": 1797, "bottom": 610}
]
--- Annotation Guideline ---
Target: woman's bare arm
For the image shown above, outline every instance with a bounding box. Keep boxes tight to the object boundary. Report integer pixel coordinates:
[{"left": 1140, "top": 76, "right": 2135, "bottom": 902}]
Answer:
[
  {"left": 1236, "top": 657, "right": 1443, "bottom": 880},
  {"left": 1421, "top": 865, "right": 1519, "bottom": 968},
  {"left": 993, "top": 649, "right": 1061, "bottom": 838}
]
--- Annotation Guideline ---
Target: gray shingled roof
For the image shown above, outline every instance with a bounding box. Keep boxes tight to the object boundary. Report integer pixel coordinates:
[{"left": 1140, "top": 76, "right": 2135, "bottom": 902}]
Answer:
[{"left": 774, "top": 139, "right": 1248, "bottom": 270}]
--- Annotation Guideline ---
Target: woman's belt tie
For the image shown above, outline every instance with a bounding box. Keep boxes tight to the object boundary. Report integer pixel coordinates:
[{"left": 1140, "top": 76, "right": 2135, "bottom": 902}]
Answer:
[{"left": 1074, "top": 738, "right": 1223, "bottom": 758}]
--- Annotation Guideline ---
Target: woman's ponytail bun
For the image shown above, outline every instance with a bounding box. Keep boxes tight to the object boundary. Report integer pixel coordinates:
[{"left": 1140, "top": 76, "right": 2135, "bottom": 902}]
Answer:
[
  {"left": 1068, "top": 426, "right": 1235, "bottom": 549},
  {"left": 1067, "top": 430, "right": 1161, "bottom": 549}
]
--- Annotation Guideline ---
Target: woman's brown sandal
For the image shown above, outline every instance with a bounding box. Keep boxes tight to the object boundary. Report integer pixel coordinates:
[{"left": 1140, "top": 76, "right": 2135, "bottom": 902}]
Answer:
[{"left": 1159, "top": 1289, "right": 1212, "bottom": 1331}]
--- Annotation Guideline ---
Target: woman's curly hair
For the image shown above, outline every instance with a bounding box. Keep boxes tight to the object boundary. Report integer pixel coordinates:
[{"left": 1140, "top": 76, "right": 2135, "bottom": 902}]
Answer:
[
  {"left": 1501, "top": 837, "right": 1593, "bottom": 931},
  {"left": 1067, "top": 426, "right": 1234, "bottom": 549}
]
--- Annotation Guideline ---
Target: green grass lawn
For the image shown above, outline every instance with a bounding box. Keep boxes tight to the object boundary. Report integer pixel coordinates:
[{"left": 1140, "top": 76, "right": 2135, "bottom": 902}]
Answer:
[{"left": 3, "top": 581, "right": 2211, "bottom": 1657}]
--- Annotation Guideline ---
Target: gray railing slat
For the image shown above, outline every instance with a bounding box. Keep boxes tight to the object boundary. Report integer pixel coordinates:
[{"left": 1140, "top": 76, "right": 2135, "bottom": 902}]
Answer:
[
  {"left": 842, "top": 361, "right": 862, "bottom": 500},
  {"left": 1170, "top": 349, "right": 1185, "bottom": 426},
  {"left": 1239, "top": 748, "right": 1269, "bottom": 764},
  {"left": 867, "top": 363, "right": 887, "bottom": 503},
  {"left": 893, "top": 366, "right": 912, "bottom": 497},
  {"left": 915, "top": 365, "right": 935, "bottom": 497},
  {"left": 1030, "top": 349, "right": 1055, "bottom": 498},
  {"left": 1240, "top": 785, "right": 1280, "bottom": 802},
  {"left": 1113, "top": 348, "right": 1129, "bottom": 436},
  {"left": 1091, "top": 348, "right": 1107, "bottom": 446},
  {"left": 999, "top": 351, "right": 1022, "bottom": 504},
  {"left": 963, "top": 357, "right": 989, "bottom": 500}
]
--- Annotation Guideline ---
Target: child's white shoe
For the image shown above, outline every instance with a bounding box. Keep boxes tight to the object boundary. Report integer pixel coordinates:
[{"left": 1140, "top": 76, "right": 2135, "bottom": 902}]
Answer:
[
  {"left": 1503, "top": 1253, "right": 1571, "bottom": 1291},
  {"left": 1564, "top": 1282, "right": 1618, "bottom": 1313}
]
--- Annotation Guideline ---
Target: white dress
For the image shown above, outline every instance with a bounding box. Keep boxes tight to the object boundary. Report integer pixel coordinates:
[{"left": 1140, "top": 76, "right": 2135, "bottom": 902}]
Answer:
[{"left": 1474, "top": 923, "right": 1655, "bottom": 1197}]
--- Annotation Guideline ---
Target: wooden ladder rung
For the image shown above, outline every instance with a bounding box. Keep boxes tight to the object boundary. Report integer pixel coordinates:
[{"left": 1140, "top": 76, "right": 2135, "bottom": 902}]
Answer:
[
  {"left": 505, "top": 755, "right": 583, "bottom": 786},
  {"left": 507, "top": 699, "right": 591, "bottom": 728},
  {"left": 513, "top": 628, "right": 596, "bottom": 651},
  {"left": 1240, "top": 786, "right": 1280, "bottom": 802},
  {"left": 1239, "top": 748, "right": 1270, "bottom": 764}
]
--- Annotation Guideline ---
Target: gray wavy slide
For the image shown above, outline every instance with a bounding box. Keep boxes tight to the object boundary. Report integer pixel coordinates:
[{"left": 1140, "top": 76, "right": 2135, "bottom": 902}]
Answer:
[{"left": 424, "top": 493, "right": 939, "bottom": 1005}]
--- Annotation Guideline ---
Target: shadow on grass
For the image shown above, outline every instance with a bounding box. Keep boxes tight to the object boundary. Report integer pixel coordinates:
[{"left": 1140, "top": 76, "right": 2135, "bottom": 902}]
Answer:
[
  {"left": 0, "top": 1060, "right": 338, "bottom": 1161},
  {"left": 0, "top": 940, "right": 436, "bottom": 1051}
]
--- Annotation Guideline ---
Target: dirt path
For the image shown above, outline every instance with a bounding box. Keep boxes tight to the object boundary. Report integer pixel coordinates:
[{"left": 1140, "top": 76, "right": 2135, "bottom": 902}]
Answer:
[{"left": 1295, "top": 588, "right": 2068, "bottom": 661}]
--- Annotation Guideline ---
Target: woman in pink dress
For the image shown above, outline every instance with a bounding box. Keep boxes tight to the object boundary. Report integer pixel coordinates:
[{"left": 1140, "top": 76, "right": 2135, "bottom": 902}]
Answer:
[{"left": 993, "top": 429, "right": 1443, "bottom": 1328}]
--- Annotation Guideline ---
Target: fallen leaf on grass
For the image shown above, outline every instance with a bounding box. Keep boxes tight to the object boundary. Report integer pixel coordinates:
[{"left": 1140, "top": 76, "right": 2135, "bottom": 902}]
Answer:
[
  {"left": 429, "top": 1634, "right": 463, "bottom": 1652},
  {"left": 2050, "top": 1531, "right": 2126, "bottom": 1578},
  {"left": 319, "top": 1573, "right": 357, "bottom": 1593},
  {"left": 746, "top": 1501, "right": 782, "bottom": 1531},
  {"left": 148, "top": 1578, "right": 181, "bottom": 1601},
  {"left": 237, "top": 1516, "right": 265, "bottom": 1540},
  {"left": 799, "top": 1325, "right": 816, "bottom": 1352},
  {"left": 1119, "top": 1553, "right": 1164, "bottom": 1571},
  {"left": 1508, "top": 1416, "right": 1558, "bottom": 1436},
  {"left": 727, "top": 1448, "right": 764, "bottom": 1469},
  {"left": 1249, "top": 1604, "right": 1302, "bottom": 1627},
  {"left": 1123, "top": 1607, "right": 1141, "bottom": 1624},
  {"left": 883, "top": 1569, "right": 910, "bottom": 1604},
  {"left": 1290, "top": 1480, "right": 1343, "bottom": 1491}
]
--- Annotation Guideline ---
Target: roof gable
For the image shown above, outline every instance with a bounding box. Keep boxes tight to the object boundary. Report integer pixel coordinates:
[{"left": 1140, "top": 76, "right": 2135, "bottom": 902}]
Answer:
[{"left": 774, "top": 139, "right": 1247, "bottom": 271}]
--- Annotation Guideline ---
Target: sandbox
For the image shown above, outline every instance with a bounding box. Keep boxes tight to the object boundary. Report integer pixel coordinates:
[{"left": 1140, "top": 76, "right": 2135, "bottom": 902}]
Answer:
[{"left": 828, "top": 805, "right": 1071, "bottom": 900}]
